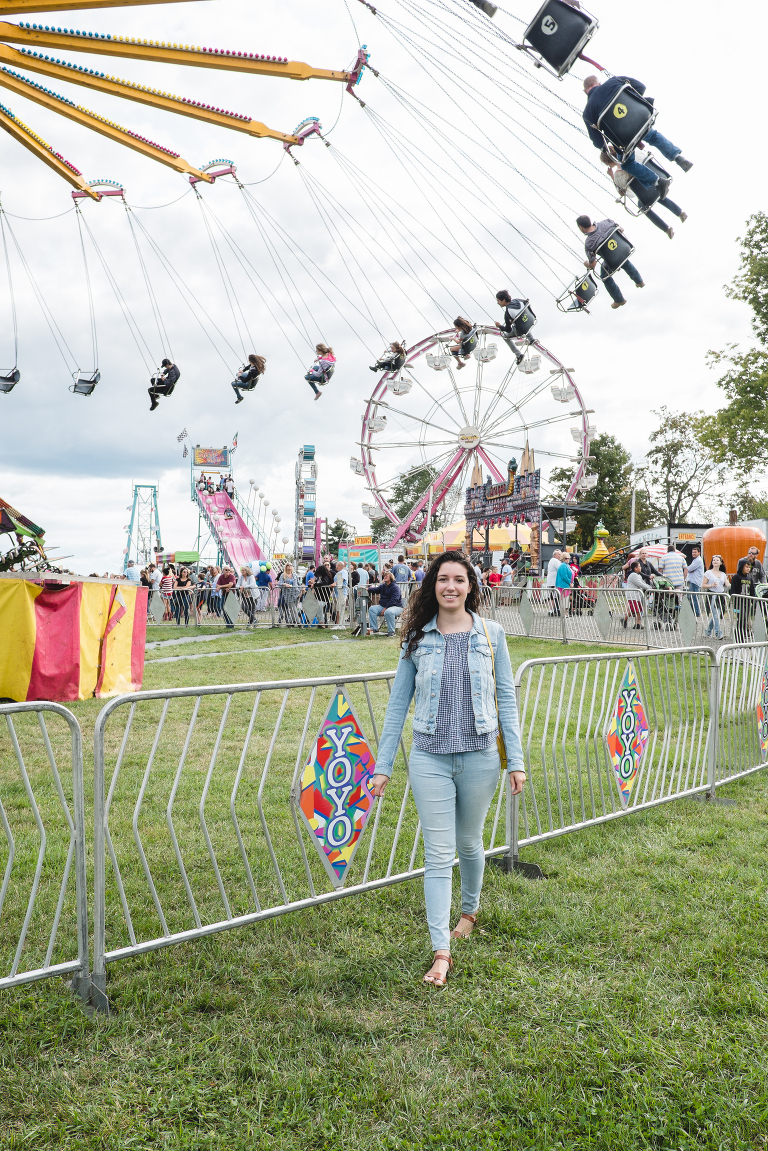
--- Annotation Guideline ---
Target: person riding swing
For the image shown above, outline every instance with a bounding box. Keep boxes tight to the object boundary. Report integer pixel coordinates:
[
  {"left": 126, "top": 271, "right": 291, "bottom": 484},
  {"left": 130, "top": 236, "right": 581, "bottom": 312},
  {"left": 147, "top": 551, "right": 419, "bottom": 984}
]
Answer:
[
  {"left": 304, "top": 343, "right": 336, "bottom": 400},
  {"left": 370, "top": 341, "right": 407, "bottom": 374},
  {"left": 232, "top": 353, "right": 266, "bottom": 404},
  {"left": 148, "top": 358, "right": 180, "bottom": 411},
  {"left": 449, "top": 318, "right": 478, "bottom": 370}
]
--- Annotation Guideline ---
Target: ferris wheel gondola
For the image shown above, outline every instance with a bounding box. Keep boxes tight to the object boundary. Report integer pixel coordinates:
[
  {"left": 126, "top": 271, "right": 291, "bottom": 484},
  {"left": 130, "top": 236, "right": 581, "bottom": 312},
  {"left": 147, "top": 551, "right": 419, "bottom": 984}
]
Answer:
[{"left": 352, "top": 326, "right": 593, "bottom": 546}]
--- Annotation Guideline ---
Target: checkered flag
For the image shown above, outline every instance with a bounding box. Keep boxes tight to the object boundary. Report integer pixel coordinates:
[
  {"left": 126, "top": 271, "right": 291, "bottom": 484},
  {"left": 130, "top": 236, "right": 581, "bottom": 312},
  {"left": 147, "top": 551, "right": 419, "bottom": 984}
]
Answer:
[
  {"left": 182, "top": 444, "right": 188, "bottom": 458},
  {"left": 177, "top": 428, "right": 188, "bottom": 443}
]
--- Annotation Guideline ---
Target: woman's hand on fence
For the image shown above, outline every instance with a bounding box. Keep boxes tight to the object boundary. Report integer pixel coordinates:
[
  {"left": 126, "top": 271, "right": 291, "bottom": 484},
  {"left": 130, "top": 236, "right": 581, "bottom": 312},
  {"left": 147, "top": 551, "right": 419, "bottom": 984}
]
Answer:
[
  {"left": 370, "top": 774, "right": 390, "bottom": 798},
  {"left": 508, "top": 770, "right": 526, "bottom": 796}
]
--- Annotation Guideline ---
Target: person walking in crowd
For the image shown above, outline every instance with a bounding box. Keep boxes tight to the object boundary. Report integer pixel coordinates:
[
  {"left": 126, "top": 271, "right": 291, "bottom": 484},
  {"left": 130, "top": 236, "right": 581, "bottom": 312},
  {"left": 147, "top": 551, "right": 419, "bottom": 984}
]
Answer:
[
  {"left": 174, "top": 567, "right": 193, "bottom": 626},
  {"left": 278, "top": 563, "right": 300, "bottom": 626},
  {"left": 659, "top": 545, "right": 688, "bottom": 590},
  {"left": 369, "top": 552, "right": 525, "bottom": 987},
  {"left": 367, "top": 570, "right": 404, "bottom": 636},
  {"left": 703, "top": 554, "right": 729, "bottom": 639},
  {"left": 582, "top": 75, "right": 693, "bottom": 189},
  {"left": 125, "top": 559, "right": 140, "bottom": 582},
  {"left": 556, "top": 551, "right": 574, "bottom": 612},
  {"left": 546, "top": 548, "right": 561, "bottom": 614},
  {"left": 737, "top": 546, "right": 765, "bottom": 589},
  {"left": 333, "top": 561, "right": 348, "bottom": 627},
  {"left": 392, "top": 555, "right": 411, "bottom": 586},
  {"left": 623, "top": 561, "right": 655, "bottom": 629},
  {"left": 217, "top": 565, "right": 237, "bottom": 628},
  {"left": 237, "top": 565, "right": 257, "bottom": 626},
  {"left": 686, "top": 546, "right": 705, "bottom": 617},
  {"left": 576, "top": 216, "right": 645, "bottom": 310},
  {"left": 256, "top": 563, "right": 273, "bottom": 613},
  {"left": 731, "top": 560, "right": 755, "bottom": 642}
]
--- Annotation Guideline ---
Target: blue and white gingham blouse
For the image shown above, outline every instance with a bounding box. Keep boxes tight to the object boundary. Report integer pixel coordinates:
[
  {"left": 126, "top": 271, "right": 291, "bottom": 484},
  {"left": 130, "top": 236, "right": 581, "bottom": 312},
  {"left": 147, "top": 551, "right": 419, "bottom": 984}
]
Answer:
[{"left": 412, "top": 630, "right": 497, "bottom": 754}]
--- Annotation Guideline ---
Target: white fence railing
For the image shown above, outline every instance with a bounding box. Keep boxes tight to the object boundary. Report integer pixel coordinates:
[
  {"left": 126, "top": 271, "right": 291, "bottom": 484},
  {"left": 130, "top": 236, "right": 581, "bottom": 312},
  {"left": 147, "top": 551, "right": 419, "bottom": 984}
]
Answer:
[
  {"left": 0, "top": 702, "right": 89, "bottom": 1000},
  {"left": 4, "top": 642, "right": 768, "bottom": 1012}
]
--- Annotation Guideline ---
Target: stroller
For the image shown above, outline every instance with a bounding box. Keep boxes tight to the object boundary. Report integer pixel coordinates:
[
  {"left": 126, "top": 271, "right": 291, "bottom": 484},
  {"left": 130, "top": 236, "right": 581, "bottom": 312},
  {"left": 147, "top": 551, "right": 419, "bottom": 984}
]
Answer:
[{"left": 649, "top": 575, "right": 679, "bottom": 631}]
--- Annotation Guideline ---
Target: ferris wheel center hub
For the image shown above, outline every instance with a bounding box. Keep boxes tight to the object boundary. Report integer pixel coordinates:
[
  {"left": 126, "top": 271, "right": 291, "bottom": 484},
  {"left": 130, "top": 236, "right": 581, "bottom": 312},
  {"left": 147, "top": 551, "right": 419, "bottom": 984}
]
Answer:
[{"left": 458, "top": 426, "right": 481, "bottom": 449}]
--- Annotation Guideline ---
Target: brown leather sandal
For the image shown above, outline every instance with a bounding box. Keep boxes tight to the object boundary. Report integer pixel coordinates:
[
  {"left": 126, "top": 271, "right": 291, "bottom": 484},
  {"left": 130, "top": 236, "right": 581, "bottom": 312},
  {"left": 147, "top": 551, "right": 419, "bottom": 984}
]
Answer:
[
  {"left": 423, "top": 951, "right": 453, "bottom": 988},
  {"left": 451, "top": 913, "right": 477, "bottom": 940}
]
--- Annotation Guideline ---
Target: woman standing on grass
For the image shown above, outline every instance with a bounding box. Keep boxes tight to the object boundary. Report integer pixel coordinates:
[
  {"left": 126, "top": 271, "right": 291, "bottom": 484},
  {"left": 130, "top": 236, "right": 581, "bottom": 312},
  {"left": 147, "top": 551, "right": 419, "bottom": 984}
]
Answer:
[{"left": 370, "top": 551, "right": 526, "bottom": 988}]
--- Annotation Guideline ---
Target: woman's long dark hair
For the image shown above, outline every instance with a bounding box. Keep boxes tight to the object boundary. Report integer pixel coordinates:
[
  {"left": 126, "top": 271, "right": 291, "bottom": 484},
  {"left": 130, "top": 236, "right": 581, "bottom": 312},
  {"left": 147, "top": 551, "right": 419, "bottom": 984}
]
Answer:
[
  {"left": 401, "top": 550, "right": 480, "bottom": 656},
  {"left": 454, "top": 316, "right": 473, "bottom": 334}
]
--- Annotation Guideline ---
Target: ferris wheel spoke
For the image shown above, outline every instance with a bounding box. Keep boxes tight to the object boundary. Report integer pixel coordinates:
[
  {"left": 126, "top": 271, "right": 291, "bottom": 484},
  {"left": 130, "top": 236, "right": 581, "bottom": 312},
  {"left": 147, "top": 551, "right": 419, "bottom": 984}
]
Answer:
[
  {"left": 485, "top": 410, "right": 584, "bottom": 441},
  {"left": 374, "top": 401, "right": 458, "bottom": 438},
  {"left": 482, "top": 441, "right": 576, "bottom": 460},
  {"left": 477, "top": 361, "right": 518, "bottom": 429},
  {"left": 409, "top": 367, "right": 465, "bottom": 431},
  {"left": 433, "top": 338, "right": 471, "bottom": 426},
  {"left": 481, "top": 376, "right": 562, "bottom": 440},
  {"left": 372, "top": 447, "right": 458, "bottom": 492}
]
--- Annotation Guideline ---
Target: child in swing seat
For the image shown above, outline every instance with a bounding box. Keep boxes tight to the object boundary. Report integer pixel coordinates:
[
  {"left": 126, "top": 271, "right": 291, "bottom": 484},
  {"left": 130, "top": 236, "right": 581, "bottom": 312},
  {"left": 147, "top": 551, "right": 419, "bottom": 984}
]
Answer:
[{"left": 305, "top": 344, "right": 336, "bottom": 401}]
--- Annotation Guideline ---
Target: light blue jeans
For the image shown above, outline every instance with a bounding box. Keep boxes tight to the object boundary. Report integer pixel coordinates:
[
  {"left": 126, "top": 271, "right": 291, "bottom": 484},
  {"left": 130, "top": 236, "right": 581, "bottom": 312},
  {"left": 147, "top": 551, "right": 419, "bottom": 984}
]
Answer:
[
  {"left": 408, "top": 745, "right": 501, "bottom": 950},
  {"left": 369, "top": 603, "right": 403, "bottom": 635},
  {"left": 621, "top": 129, "right": 681, "bottom": 186}
]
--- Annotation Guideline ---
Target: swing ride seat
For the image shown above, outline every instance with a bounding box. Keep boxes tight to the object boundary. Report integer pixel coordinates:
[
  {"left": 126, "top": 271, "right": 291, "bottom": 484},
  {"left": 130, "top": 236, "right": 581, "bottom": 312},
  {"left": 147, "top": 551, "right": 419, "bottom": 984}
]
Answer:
[
  {"left": 508, "top": 300, "right": 537, "bottom": 338},
  {"left": 595, "top": 83, "right": 656, "bottom": 156},
  {"left": 0, "top": 368, "right": 20, "bottom": 394},
  {"left": 523, "top": 0, "right": 598, "bottom": 79},
  {"left": 624, "top": 154, "right": 672, "bottom": 215},
  {"left": 474, "top": 344, "right": 498, "bottom": 363},
  {"left": 556, "top": 272, "right": 598, "bottom": 313},
  {"left": 70, "top": 370, "right": 101, "bottom": 396},
  {"left": 596, "top": 227, "right": 635, "bottom": 274}
]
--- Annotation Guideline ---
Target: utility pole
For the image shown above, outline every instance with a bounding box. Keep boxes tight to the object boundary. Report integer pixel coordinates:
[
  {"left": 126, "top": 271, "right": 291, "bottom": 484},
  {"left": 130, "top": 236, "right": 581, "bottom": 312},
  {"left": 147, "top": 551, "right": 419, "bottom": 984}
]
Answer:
[{"left": 630, "top": 486, "right": 636, "bottom": 536}]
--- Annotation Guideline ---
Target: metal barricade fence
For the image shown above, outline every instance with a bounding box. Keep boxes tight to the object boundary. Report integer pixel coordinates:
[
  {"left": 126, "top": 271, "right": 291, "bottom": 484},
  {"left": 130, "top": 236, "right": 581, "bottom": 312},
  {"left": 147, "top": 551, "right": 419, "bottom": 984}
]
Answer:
[
  {"left": 0, "top": 702, "right": 89, "bottom": 1000},
  {"left": 485, "top": 587, "right": 741, "bottom": 650},
  {"left": 501, "top": 646, "right": 715, "bottom": 865},
  {"left": 90, "top": 672, "right": 510, "bottom": 995},
  {"left": 711, "top": 640, "right": 768, "bottom": 791}
]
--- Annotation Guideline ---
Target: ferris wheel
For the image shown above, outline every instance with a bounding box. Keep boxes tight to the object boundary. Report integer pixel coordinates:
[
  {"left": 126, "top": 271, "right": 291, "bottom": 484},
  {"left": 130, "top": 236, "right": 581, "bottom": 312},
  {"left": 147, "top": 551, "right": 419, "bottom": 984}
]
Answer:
[{"left": 352, "top": 328, "right": 596, "bottom": 546}]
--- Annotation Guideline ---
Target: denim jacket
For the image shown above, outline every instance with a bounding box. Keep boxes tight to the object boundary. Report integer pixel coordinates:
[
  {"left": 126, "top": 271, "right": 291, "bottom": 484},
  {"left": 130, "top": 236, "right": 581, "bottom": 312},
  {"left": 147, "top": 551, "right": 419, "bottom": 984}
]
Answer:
[{"left": 375, "top": 612, "right": 524, "bottom": 777}]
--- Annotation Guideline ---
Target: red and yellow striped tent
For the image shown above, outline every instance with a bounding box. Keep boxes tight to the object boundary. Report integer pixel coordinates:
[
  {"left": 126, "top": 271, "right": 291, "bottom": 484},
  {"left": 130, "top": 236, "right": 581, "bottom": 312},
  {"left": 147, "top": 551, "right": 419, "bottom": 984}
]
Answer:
[{"left": 0, "top": 578, "right": 147, "bottom": 702}]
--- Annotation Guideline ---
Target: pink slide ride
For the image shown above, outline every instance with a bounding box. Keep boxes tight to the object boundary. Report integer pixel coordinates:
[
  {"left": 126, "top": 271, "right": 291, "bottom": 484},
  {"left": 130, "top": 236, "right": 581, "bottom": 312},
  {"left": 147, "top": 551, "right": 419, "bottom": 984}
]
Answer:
[{"left": 197, "top": 490, "right": 265, "bottom": 570}]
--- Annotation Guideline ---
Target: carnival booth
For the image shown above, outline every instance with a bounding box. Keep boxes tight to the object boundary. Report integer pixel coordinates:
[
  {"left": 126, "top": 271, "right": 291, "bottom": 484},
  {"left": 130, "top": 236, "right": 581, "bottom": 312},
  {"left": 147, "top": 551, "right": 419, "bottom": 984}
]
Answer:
[{"left": 0, "top": 574, "right": 147, "bottom": 703}]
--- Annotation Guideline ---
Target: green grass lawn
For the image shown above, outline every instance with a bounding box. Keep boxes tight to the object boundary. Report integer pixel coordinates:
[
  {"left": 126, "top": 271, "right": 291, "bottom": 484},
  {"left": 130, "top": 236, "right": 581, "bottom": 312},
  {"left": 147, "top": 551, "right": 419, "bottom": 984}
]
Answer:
[{"left": 2, "top": 631, "right": 768, "bottom": 1150}]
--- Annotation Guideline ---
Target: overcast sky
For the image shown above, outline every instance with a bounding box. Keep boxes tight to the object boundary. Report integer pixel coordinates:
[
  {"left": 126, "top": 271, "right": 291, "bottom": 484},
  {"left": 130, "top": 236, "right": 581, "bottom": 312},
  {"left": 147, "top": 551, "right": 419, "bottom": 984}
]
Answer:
[{"left": 0, "top": 0, "right": 764, "bottom": 573}]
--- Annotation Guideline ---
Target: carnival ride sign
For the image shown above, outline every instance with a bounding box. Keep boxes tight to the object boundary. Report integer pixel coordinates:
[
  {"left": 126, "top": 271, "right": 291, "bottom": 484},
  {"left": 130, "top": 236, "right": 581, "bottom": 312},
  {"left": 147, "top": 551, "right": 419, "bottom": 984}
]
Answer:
[
  {"left": 465, "top": 470, "right": 541, "bottom": 527},
  {"left": 757, "top": 664, "right": 768, "bottom": 759},
  {"left": 293, "top": 687, "right": 378, "bottom": 888},
  {"left": 606, "top": 664, "right": 650, "bottom": 808},
  {"left": 192, "top": 446, "right": 229, "bottom": 468}
]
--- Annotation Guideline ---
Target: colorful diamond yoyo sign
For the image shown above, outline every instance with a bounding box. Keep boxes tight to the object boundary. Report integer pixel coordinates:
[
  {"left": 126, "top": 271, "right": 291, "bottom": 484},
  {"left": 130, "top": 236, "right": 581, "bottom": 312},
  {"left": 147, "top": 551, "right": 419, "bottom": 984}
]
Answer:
[
  {"left": 756, "top": 663, "right": 768, "bottom": 758},
  {"left": 606, "top": 664, "right": 650, "bottom": 808},
  {"left": 293, "top": 687, "right": 378, "bottom": 889}
]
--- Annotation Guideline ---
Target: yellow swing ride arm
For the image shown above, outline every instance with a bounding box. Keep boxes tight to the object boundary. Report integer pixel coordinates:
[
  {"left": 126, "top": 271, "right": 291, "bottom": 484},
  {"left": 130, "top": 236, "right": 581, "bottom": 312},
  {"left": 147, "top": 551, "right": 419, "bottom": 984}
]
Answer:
[
  {"left": 0, "top": 61, "right": 213, "bottom": 180},
  {"left": 0, "top": 20, "right": 354, "bottom": 84},
  {"left": 0, "top": 41, "right": 301, "bottom": 142},
  {"left": 0, "top": 99, "right": 99, "bottom": 195}
]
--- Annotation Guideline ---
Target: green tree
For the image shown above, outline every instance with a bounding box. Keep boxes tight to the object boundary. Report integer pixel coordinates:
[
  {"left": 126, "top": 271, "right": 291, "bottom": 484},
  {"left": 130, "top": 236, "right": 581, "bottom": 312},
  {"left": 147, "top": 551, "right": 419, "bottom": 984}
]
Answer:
[
  {"left": 638, "top": 408, "right": 725, "bottom": 523},
  {"left": 325, "top": 518, "right": 355, "bottom": 557},
  {"left": 371, "top": 465, "right": 438, "bottom": 542},
  {"left": 698, "top": 213, "right": 768, "bottom": 472},
  {"left": 548, "top": 433, "right": 653, "bottom": 549}
]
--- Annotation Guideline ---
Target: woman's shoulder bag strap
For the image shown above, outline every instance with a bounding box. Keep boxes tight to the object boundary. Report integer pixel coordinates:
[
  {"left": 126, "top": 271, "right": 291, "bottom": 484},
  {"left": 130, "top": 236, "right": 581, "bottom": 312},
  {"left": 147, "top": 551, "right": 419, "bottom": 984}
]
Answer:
[{"left": 480, "top": 618, "right": 508, "bottom": 772}]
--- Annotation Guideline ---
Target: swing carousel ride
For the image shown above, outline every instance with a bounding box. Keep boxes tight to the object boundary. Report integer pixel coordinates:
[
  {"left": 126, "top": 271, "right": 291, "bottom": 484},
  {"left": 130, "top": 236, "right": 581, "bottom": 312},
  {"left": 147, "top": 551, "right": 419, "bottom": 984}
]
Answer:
[{"left": 0, "top": 0, "right": 682, "bottom": 559}]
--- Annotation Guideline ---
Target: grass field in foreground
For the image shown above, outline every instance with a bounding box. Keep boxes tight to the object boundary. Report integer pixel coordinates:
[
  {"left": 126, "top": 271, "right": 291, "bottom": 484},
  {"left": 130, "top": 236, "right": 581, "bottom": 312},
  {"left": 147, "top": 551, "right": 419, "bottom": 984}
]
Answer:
[{"left": 2, "top": 631, "right": 768, "bottom": 1150}]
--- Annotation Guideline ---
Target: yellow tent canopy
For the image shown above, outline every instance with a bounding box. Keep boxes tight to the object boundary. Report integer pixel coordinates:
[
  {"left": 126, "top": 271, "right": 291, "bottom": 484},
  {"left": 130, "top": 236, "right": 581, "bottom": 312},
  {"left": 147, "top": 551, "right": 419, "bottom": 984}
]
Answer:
[{"left": 405, "top": 518, "right": 531, "bottom": 556}]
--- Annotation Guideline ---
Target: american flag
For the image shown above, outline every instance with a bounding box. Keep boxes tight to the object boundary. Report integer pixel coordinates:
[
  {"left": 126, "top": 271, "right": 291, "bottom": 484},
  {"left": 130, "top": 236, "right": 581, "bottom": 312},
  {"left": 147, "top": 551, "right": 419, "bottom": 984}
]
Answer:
[
  {"left": 231, "top": 431, "right": 238, "bottom": 453},
  {"left": 177, "top": 428, "right": 188, "bottom": 442}
]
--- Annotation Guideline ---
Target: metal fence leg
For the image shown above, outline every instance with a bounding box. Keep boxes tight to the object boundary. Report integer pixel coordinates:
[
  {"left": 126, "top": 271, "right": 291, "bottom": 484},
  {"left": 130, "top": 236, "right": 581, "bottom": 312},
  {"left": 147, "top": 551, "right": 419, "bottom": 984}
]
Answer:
[
  {"left": 490, "top": 777, "right": 545, "bottom": 878},
  {"left": 90, "top": 714, "right": 112, "bottom": 1014},
  {"left": 560, "top": 594, "right": 568, "bottom": 645},
  {"left": 703, "top": 654, "right": 737, "bottom": 806},
  {"left": 643, "top": 591, "right": 651, "bottom": 649}
]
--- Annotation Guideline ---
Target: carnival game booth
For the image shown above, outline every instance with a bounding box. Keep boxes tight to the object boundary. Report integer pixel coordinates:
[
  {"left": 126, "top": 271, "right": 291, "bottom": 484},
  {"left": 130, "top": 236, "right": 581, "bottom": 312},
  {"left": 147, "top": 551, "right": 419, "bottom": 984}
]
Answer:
[{"left": 0, "top": 573, "right": 147, "bottom": 703}]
